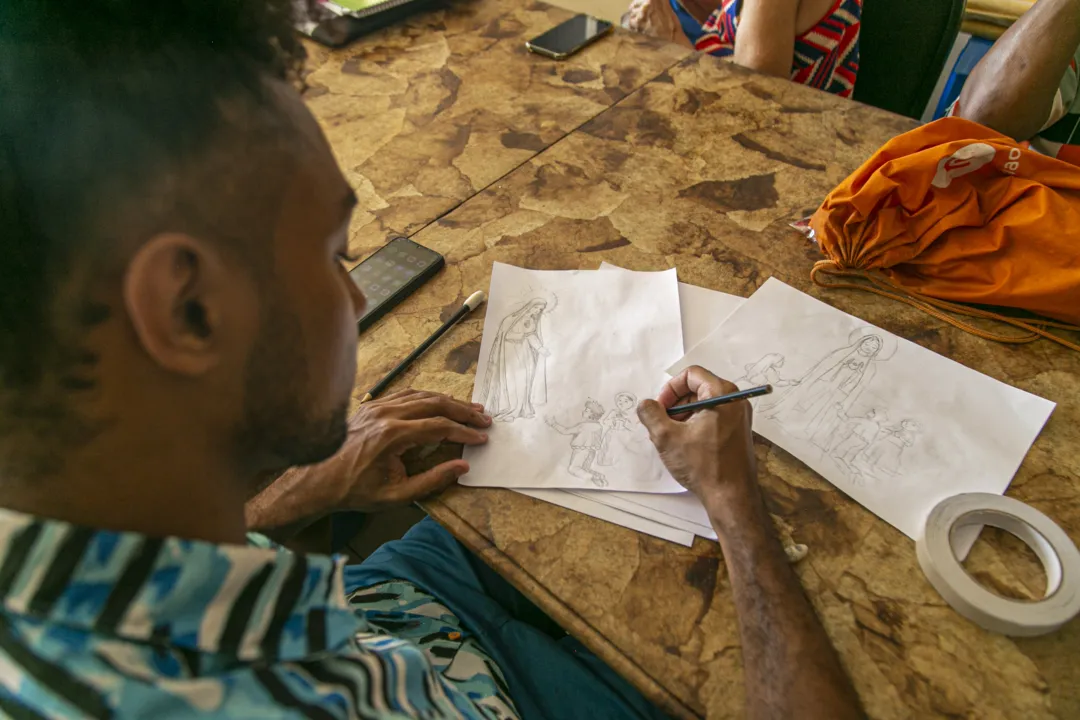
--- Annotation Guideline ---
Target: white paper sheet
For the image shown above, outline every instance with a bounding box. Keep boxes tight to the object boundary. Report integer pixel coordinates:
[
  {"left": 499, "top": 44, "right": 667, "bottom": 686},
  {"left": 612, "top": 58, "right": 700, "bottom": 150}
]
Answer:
[
  {"left": 675, "top": 283, "right": 745, "bottom": 352},
  {"left": 517, "top": 489, "right": 695, "bottom": 546},
  {"left": 670, "top": 278, "right": 1056, "bottom": 552},
  {"left": 598, "top": 263, "right": 745, "bottom": 350},
  {"left": 520, "top": 263, "right": 740, "bottom": 539},
  {"left": 463, "top": 263, "right": 685, "bottom": 492},
  {"left": 570, "top": 490, "right": 717, "bottom": 539}
]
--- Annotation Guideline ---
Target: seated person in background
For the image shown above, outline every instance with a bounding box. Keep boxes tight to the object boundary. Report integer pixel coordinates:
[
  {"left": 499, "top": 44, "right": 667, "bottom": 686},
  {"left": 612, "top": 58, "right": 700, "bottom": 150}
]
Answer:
[
  {"left": 952, "top": 0, "right": 1080, "bottom": 164},
  {"left": 0, "top": 0, "right": 863, "bottom": 717},
  {"left": 625, "top": 0, "right": 862, "bottom": 97}
]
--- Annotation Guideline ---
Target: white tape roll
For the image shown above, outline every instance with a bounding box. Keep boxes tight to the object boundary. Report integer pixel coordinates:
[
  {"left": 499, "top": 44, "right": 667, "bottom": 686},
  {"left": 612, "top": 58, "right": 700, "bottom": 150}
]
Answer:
[{"left": 916, "top": 492, "right": 1080, "bottom": 637}]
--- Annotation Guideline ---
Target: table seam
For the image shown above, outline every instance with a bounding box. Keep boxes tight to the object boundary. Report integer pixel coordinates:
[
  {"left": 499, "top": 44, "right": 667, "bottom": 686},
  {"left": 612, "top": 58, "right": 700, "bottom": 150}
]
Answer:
[{"left": 404, "top": 44, "right": 692, "bottom": 241}]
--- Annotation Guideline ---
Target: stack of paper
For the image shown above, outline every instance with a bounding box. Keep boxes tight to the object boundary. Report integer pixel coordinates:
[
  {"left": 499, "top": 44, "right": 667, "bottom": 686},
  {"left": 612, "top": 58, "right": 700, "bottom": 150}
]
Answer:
[
  {"left": 461, "top": 262, "right": 743, "bottom": 545},
  {"left": 462, "top": 264, "right": 1056, "bottom": 550}
]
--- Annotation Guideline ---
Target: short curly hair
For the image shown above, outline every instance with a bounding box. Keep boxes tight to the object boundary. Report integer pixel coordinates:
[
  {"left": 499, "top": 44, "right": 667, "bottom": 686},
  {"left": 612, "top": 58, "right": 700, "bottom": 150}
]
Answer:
[{"left": 0, "top": 0, "right": 309, "bottom": 468}]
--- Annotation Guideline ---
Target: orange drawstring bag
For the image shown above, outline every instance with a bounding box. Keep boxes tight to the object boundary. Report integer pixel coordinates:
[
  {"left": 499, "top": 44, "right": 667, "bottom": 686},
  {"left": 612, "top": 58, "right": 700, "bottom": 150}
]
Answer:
[{"left": 810, "top": 116, "right": 1080, "bottom": 351}]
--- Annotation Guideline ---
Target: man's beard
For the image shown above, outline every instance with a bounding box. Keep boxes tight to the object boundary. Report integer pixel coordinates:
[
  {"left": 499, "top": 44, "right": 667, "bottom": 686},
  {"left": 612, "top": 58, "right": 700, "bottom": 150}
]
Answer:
[{"left": 234, "top": 297, "right": 349, "bottom": 474}]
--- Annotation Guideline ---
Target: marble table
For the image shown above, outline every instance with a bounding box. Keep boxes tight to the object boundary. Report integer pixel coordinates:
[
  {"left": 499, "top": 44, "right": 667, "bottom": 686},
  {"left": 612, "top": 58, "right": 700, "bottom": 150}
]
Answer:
[
  {"left": 310, "top": 2, "right": 1080, "bottom": 717},
  {"left": 302, "top": 0, "right": 687, "bottom": 250}
]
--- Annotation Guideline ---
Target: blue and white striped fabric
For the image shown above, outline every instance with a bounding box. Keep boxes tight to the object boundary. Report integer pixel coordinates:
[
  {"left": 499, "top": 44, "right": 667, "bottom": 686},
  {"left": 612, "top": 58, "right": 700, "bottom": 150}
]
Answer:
[{"left": 0, "top": 508, "right": 518, "bottom": 718}]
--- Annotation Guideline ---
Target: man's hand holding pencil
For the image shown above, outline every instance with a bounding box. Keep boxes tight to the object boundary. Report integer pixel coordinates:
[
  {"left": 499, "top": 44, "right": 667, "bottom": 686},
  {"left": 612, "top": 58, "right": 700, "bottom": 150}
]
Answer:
[{"left": 637, "top": 366, "right": 762, "bottom": 541}]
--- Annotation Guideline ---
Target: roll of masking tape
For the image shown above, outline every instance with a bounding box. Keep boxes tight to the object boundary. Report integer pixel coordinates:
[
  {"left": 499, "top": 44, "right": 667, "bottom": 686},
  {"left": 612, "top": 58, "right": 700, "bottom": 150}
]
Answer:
[{"left": 916, "top": 492, "right": 1080, "bottom": 637}]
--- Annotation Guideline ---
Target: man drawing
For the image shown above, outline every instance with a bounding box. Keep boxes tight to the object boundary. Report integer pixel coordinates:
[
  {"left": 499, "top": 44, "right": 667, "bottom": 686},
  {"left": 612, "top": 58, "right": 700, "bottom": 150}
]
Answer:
[{"left": 0, "top": 1, "right": 864, "bottom": 716}]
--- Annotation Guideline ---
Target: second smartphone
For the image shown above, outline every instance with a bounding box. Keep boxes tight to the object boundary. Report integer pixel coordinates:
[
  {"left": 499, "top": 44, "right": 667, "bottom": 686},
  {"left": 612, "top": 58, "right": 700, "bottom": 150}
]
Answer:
[
  {"left": 526, "top": 14, "right": 613, "bottom": 60},
  {"left": 348, "top": 236, "right": 444, "bottom": 333}
]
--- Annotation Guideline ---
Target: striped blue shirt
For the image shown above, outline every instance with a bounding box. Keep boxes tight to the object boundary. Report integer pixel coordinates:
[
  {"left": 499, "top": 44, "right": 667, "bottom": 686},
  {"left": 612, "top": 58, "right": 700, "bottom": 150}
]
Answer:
[{"left": 0, "top": 508, "right": 519, "bottom": 718}]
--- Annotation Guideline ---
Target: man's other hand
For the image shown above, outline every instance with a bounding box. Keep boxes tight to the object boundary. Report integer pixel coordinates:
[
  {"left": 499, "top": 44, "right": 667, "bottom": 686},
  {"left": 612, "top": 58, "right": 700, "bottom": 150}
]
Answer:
[
  {"left": 325, "top": 390, "right": 490, "bottom": 511},
  {"left": 245, "top": 390, "right": 489, "bottom": 535},
  {"left": 636, "top": 366, "right": 757, "bottom": 510}
]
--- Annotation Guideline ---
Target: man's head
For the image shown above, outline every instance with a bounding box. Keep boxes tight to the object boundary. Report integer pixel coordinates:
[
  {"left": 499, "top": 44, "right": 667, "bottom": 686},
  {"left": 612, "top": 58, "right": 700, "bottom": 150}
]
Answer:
[{"left": 0, "top": 1, "right": 364, "bottom": 492}]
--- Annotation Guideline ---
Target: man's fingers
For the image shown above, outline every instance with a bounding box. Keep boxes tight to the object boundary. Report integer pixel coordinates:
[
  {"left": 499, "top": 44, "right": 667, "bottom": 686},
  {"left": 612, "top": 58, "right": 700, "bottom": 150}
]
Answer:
[
  {"left": 637, "top": 399, "right": 679, "bottom": 444},
  {"left": 658, "top": 366, "right": 738, "bottom": 406},
  {"left": 376, "top": 389, "right": 424, "bottom": 402},
  {"left": 657, "top": 367, "right": 701, "bottom": 407},
  {"left": 387, "top": 460, "right": 468, "bottom": 504},
  {"left": 387, "top": 417, "right": 489, "bottom": 452},
  {"left": 391, "top": 396, "right": 492, "bottom": 428},
  {"left": 363, "top": 389, "right": 428, "bottom": 408},
  {"left": 365, "top": 390, "right": 489, "bottom": 425},
  {"left": 686, "top": 366, "right": 738, "bottom": 399}
]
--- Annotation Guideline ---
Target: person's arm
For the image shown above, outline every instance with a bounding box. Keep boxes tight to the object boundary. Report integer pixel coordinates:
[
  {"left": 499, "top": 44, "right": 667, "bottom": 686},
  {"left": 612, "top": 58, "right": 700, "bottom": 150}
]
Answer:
[
  {"left": 246, "top": 390, "right": 490, "bottom": 543},
  {"left": 245, "top": 465, "right": 337, "bottom": 543},
  {"left": 732, "top": 0, "right": 800, "bottom": 78},
  {"left": 545, "top": 417, "right": 577, "bottom": 435},
  {"left": 956, "top": 0, "right": 1080, "bottom": 140},
  {"left": 638, "top": 367, "right": 863, "bottom": 719},
  {"left": 764, "top": 367, "right": 798, "bottom": 387},
  {"left": 702, "top": 476, "right": 862, "bottom": 719}
]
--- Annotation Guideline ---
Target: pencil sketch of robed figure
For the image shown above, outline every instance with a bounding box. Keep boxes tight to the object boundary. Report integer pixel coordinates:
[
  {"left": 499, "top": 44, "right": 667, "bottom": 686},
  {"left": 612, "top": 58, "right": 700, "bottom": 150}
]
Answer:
[
  {"left": 759, "top": 328, "right": 896, "bottom": 450},
  {"left": 546, "top": 399, "right": 607, "bottom": 487},
  {"left": 479, "top": 298, "right": 552, "bottom": 422},
  {"left": 734, "top": 353, "right": 801, "bottom": 389}
]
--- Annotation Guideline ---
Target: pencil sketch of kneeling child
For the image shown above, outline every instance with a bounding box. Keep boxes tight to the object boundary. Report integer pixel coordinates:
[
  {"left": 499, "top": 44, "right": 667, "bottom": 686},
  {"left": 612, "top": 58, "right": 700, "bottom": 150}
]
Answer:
[{"left": 546, "top": 399, "right": 608, "bottom": 488}]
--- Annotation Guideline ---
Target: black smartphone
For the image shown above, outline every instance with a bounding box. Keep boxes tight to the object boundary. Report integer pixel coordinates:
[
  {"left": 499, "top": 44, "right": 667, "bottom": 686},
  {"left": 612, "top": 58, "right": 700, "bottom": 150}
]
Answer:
[
  {"left": 349, "top": 236, "right": 445, "bottom": 333},
  {"left": 525, "top": 14, "right": 613, "bottom": 60}
]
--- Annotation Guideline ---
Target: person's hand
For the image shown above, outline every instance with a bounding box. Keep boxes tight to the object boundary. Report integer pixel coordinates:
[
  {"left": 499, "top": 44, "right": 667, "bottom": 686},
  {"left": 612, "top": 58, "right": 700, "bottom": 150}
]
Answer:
[
  {"left": 623, "top": 0, "right": 694, "bottom": 47},
  {"left": 636, "top": 366, "right": 757, "bottom": 506},
  {"left": 300, "top": 389, "right": 490, "bottom": 513}
]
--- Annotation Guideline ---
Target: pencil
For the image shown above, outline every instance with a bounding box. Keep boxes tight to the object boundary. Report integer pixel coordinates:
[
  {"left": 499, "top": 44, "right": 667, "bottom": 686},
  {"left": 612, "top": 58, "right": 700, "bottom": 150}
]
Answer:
[
  {"left": 360, "top": 290, "right": 487, "bottom": 403},
  {"left": 666, "top": 384, "right": 772, "bottom": 416}
]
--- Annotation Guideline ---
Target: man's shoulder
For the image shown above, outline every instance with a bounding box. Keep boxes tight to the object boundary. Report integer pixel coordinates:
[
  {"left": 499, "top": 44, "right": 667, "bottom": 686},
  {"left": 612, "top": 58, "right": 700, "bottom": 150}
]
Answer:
[{"left": 1, "top": 608, "right": 498, "bottom": 718}]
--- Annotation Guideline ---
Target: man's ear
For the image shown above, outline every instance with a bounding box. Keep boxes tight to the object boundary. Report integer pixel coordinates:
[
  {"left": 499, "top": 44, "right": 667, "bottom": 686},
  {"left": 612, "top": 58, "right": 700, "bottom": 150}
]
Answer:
[{"left": 123, "top": 233, "right": 236, "bottom": 376}]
